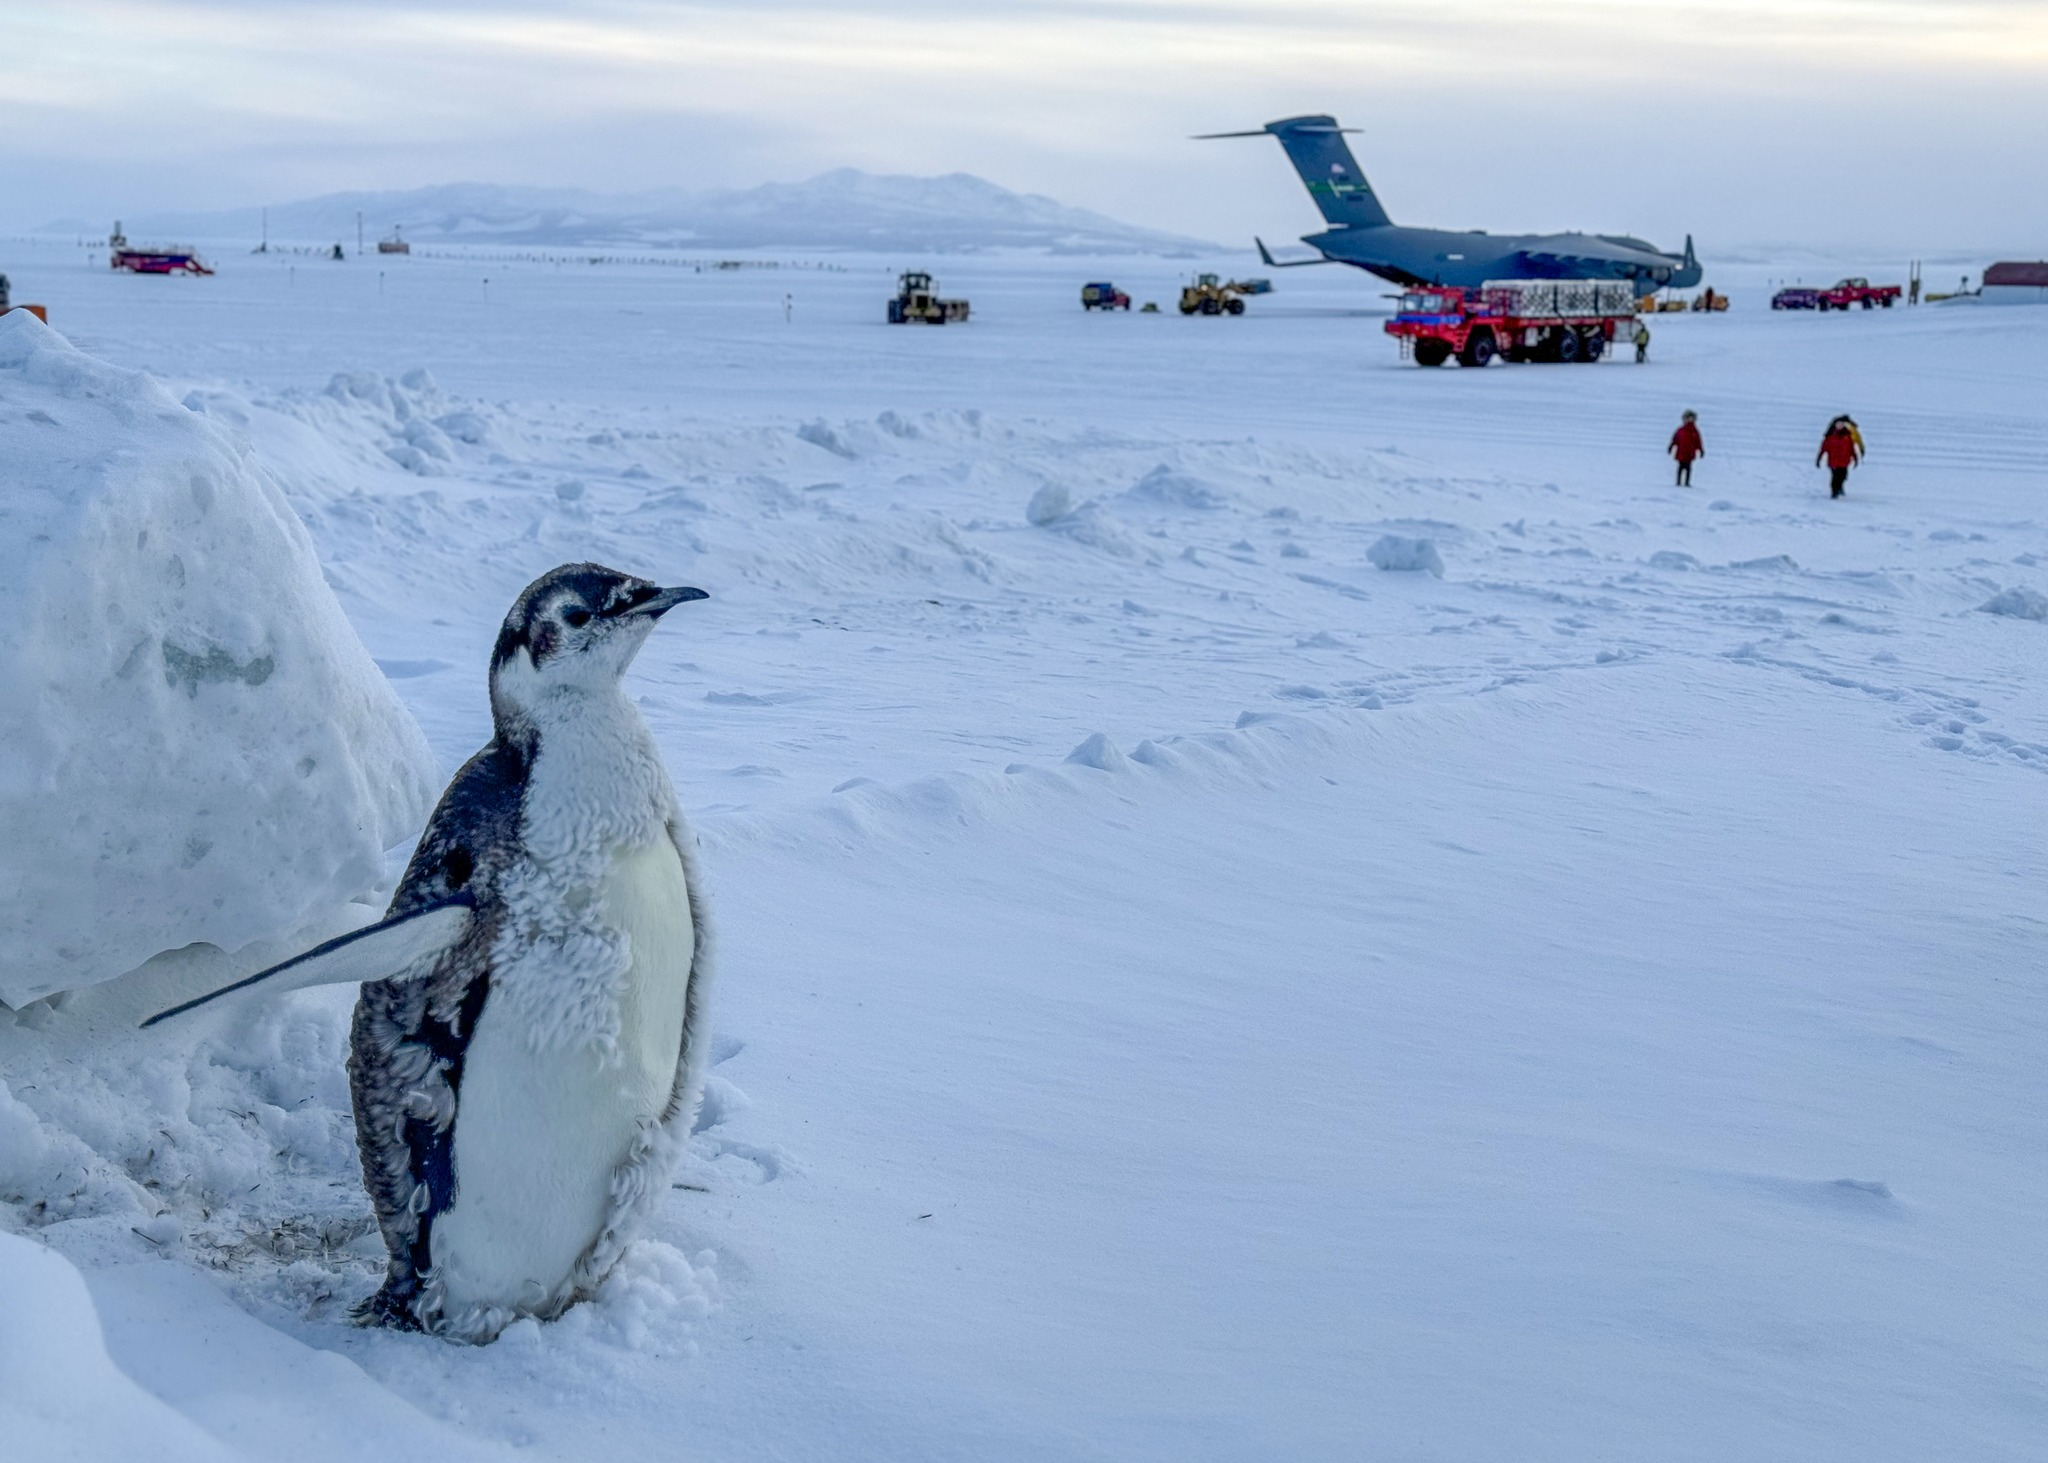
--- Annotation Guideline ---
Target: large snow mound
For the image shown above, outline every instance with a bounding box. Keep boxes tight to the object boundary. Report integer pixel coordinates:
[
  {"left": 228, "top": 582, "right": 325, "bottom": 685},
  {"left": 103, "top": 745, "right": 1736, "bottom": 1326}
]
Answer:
[
  {"left": 0, "top": 313, "right": 437, "bottom": 1006},
  {"left": 0, "top": 1232, "right": 236, "bottom": 1461}
]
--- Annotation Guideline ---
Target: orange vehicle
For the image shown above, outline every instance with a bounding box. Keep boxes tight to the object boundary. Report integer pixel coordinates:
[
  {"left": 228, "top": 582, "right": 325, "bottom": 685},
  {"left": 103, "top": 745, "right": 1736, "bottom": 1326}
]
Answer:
[{"left": 0, "top": 273, "right": 47, "bottom": 321}]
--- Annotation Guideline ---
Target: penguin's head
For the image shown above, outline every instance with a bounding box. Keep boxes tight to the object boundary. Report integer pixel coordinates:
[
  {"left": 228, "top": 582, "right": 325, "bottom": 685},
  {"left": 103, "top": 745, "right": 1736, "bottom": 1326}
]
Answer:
[{"left": 490, "top": 563, "right": 706, "bottom": 720}]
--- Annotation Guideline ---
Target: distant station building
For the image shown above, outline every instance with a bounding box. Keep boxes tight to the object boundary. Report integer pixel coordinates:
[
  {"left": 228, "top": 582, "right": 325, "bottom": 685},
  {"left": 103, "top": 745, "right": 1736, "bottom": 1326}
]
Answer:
[{"left": 1982, "top": 261, "right": 2048, "bottom": 305}]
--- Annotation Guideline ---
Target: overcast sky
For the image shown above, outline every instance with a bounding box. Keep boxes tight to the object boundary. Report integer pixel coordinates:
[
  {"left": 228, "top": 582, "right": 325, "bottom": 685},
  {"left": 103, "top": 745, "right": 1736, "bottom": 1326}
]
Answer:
[{"left": 6, "top": 1, "right": 2045, "bottom": 252}]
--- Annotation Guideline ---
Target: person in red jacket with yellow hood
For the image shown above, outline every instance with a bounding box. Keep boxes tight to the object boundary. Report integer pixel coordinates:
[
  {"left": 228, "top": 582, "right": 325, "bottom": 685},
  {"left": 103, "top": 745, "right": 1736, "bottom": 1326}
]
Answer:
[
  {"left": 1667, "top": 410, "right": 1703, "bottom": 486},
  {"left": 1817, "top": 415, "right": 1862, "bottom": 499}
]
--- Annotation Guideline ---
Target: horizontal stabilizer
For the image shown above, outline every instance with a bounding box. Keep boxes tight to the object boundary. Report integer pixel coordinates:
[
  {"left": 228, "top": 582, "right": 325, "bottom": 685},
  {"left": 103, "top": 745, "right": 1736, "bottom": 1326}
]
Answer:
[
  {"left": 140, "top": 897, "right": 473, "bottom": 1028},
  {"left": 1194, "top": 126, "right": 1360, "bottom": 139},
  {"left": 1256, "top": 237, "right": 1332, "bottom": 268}
]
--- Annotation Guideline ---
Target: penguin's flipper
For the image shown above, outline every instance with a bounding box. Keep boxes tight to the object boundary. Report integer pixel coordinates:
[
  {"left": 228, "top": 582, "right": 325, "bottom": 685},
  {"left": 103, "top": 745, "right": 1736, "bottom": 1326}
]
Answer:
[{"left": 140, "top": 897, "right": 473, "bottom": 1028}]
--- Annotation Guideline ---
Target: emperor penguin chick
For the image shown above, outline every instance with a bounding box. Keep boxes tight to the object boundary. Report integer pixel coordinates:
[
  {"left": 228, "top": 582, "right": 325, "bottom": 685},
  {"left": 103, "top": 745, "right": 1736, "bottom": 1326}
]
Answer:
[
  {"left": 149, "top": 563, "right": 715, "bottom": 1342},
  {"left": 360, "top": 563, "right": 713, "bottom": 1340}
]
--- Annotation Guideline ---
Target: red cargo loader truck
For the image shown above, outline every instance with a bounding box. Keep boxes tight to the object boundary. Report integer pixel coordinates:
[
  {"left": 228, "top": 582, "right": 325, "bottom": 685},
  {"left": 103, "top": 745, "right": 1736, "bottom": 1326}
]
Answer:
[{"left": 1384, "top": 280, "right": 1639, "bottom": 366}]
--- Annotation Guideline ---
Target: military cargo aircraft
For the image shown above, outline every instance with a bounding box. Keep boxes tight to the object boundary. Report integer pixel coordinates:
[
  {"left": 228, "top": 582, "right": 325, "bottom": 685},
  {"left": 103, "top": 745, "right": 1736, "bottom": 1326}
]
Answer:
[{"left": 1199, "top": 115, "right": 1701, "bottom": 292}]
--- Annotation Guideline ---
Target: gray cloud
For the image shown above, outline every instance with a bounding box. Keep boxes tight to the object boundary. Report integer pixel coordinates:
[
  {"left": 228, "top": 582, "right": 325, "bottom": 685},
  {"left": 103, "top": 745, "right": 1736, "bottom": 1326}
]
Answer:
[{"left": 4, "top": 1, "right": 2044, "bottom": 251}]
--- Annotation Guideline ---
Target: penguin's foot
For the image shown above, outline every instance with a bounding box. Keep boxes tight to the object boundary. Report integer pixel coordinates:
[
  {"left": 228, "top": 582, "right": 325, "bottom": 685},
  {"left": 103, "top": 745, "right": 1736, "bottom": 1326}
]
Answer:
[{"left": 350, "top": 1284, "right": 424, "bottom": 1332}]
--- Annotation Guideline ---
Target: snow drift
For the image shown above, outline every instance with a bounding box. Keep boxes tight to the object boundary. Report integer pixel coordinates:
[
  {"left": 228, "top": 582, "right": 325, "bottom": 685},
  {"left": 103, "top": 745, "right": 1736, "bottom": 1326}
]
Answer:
[
  {"left": 0, "top": 313, "right": 437, "bottom": 1006},
  {"left": 0, "top": 1232, "right": 236, "bottom": 1462}
]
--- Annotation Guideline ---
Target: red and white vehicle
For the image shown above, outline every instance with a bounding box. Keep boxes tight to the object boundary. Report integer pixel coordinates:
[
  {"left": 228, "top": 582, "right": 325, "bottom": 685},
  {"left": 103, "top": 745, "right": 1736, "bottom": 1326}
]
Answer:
[
  {"left": 107, "top": 223, "right": 214, "bottom": 277},
  {"left": 1816, "top": 277, "right": 1901, "bottom": 310},
  {"left": 1385, "top": 279, "right": 1638, "bottom": 366}
]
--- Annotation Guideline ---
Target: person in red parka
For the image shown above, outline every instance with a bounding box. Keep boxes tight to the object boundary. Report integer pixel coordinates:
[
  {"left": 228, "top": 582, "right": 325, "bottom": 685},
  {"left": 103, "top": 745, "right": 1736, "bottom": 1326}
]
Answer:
[
  {"left": 1817, "top": 416, "right": 1861, "bottom": 498},
  {"left": 1667, "top": 410, "right": 1703, "bottom": 486}
]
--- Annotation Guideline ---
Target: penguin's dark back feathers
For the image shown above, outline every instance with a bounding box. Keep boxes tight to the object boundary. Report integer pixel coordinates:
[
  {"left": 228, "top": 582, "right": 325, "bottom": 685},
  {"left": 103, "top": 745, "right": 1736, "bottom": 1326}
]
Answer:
[
  {"left": 351, "top": 735, "right": 527, "bottom": 1326},
  {"left": 388, "top": 740, "right": 527, "bottom": 918}
]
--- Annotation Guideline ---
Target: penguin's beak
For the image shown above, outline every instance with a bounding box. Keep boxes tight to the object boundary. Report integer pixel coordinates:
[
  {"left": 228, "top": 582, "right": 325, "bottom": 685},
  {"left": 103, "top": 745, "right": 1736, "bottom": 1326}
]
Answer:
[{"left": 627, "top": 586, "right": 709, "bottom": 618}]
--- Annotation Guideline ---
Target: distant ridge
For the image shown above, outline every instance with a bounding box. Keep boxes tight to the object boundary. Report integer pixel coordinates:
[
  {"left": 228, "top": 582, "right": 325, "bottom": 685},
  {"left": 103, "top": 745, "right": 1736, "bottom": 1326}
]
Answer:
[{"left": 63, "top": 171, "right": 1214, "bottom": 256}]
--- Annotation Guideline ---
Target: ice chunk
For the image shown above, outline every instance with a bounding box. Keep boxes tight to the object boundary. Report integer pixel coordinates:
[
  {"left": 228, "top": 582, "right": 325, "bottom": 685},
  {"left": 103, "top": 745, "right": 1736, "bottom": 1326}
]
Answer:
[
  {"left": 1042, "top": 502, "right": 1148, "bottom": 560},
  {"left": 1367, "top": 534, "right": 1445, "bottom": 577},
  {"left": 1979, "top": 587, "right": 2048, "bottom": 621},
  {"left": 1125, "top": 464, "right": 1227, "bottom": 509},
  {"left": 1065, "top": 733, "right": 1127, "bottom": 771},
  {"left": 0, "top": 314, "right": 437, "bottom": 1006},
  {"left": 796, "top": 419, "right": 856, "bottom": 459},
  {"left": 1025, "top": 482, "right": 1074, "bottom": 525},
  {"left": 434, "top": 409, "right": 492, "bottom": 445}
]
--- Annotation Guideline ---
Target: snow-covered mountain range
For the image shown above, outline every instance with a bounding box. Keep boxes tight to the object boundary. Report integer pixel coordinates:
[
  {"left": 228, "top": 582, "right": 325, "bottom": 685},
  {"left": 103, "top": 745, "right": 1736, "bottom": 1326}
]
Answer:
[{"left": 56, "top": 171, "right": 1214, "bottom": 255}]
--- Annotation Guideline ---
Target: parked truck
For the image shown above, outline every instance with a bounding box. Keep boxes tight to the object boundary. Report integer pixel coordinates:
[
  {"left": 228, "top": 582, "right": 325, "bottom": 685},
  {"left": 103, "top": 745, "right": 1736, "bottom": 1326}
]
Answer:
[
  {"left": 1776, "top": 277, "right": 1901, "bottom": 311},
  {"left": 107, "top": 223, "right": 213, "bottom": 276},
  {"left": 1817, "top": 277, "right": 1901, "bottom": 310},
  {"left": 1384, "top": 280, "right": 1638, "bottom": 367},
  {"left": 1081, "top": 281, "right": 1131, "bottom": 311},
  {"left": 887, "top": 271, "right": 970, "bottom": 324}
]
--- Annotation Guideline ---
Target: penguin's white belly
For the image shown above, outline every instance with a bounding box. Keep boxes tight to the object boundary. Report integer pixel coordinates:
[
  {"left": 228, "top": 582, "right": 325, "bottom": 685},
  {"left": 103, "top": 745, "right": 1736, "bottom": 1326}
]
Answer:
[{"left": 431, "top": 837, "right": 693, "bottom": 1315}]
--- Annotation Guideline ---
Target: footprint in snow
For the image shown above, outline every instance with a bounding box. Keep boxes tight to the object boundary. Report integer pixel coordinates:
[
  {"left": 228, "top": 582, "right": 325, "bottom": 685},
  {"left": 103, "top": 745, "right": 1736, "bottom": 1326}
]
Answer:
[
  {"left": 691, "top": 1074, "right": 751, "bottom": 1135},
  {"left": 699, "top": 1138, "right": 784, "bottom": 1186},
  {"left": 1740, "top": 1174, "right": 1901, "bottom": 1215}
]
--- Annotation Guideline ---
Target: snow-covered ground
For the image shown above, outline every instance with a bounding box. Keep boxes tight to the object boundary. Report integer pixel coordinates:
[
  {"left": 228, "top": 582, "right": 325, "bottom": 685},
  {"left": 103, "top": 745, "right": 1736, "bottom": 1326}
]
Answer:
[{"left": 2, "top": 239, "right": 2043, "bottom": 1460}]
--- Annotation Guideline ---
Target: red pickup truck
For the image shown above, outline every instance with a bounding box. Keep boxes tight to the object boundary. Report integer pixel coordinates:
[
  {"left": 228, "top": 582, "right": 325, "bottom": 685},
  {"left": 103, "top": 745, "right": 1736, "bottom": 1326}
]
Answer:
[{"left": 1818, "top": 277, "right": 1901, "bottom": 310}]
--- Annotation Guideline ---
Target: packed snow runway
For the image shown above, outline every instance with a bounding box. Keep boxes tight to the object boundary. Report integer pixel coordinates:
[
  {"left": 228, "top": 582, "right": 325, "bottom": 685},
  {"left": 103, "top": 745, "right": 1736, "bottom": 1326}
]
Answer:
[{"left": 2, "top": 240, "right": 2043, "bottom": 1460}]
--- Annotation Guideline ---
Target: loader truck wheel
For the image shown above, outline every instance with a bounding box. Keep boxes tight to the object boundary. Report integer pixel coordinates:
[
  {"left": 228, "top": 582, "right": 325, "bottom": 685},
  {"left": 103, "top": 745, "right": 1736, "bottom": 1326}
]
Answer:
[
  {"left": 1225, "top": 298, "right": 1245, "bottom": 315},
  {"left": 1459, "top": 331, "right": 1496, "bottom": 368},
  {"left": 1414, "top": 339, "right": 1452, "bottom": 367}
]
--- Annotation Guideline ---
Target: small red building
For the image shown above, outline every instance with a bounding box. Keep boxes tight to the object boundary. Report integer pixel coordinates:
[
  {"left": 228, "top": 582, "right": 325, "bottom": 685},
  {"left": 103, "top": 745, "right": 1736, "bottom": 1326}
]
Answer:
[{"left": 1982, "top": 261, "right": 2048, "bottom": 304}]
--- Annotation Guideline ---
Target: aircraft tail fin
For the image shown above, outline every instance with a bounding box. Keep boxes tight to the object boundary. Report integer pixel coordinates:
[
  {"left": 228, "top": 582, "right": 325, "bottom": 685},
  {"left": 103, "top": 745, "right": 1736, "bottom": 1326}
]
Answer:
[
  {"left": 1199, "top": 116, "right": 1392, "bottom": 230},
  {"left": 1668, "top": 233, "right": 1703, "bottom": 289}
]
